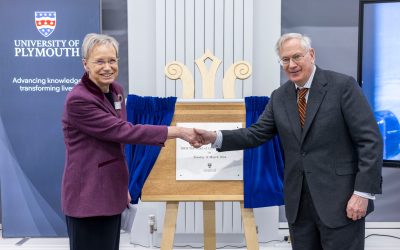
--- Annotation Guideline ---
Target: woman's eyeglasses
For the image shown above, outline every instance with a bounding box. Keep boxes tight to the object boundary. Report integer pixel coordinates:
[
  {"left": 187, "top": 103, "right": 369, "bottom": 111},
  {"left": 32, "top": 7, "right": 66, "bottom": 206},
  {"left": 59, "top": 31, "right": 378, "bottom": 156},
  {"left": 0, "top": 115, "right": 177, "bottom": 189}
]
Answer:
[{"left": 89, "top": 58, "right": 119, "bottom": 66}]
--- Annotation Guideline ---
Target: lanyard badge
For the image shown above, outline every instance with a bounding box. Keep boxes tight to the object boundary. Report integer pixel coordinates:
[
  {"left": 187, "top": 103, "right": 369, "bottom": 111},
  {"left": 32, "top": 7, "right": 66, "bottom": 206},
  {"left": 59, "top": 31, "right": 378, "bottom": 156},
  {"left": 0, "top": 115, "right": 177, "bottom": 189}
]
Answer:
[{"left": 114, "top": 94, "right": 123, "bottom": 110}]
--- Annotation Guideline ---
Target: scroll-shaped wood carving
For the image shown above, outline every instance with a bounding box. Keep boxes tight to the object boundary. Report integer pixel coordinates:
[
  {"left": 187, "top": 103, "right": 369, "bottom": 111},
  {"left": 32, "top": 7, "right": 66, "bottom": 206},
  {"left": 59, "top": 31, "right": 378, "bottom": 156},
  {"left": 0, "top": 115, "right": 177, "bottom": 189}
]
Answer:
[
  {"left": 164, "top": 62, "right": 194, "bottom": 99},
  {"left": 195, "top": 50, "right": 222, "bottom": 98},
  {"left": 223, "top": 61, "right": 252, "bottom": 98},
  {"left": 165, "top": 50, "right": 252, "bottom": 99}
]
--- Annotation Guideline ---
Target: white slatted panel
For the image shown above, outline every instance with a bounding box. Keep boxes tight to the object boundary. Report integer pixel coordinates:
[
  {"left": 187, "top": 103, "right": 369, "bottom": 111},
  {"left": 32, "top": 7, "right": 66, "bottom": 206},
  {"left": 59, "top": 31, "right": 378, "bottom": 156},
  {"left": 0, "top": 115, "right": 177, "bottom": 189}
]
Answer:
[
  {"left": 155, "top": 0, "right": 166, "bottom": 97},
  {"left": 185, "top": 0, "right": 197, "bottom": 99},
  {"left": 214, "top": 0, "right": 225, "bottom": 98},
  {"left": 156, "top": 0, "right": 253, "bottom": 98},
  {"left": 185, "top": 202, "right": 195, "bottom": 233},
  {"left": 216, "top": 202, "right": 223, "bottom": 233},
  {"left": 221, "top": 202, "right": 232, "bottom": 233},
  {"left": 194, "top": 0, "right": 205, "bottom": 98},
  {"left": 233, "top": 0, "right": 244, "bottom": 97},
  {"left": 175, "top": 0, "right": 185, "bottom": 98},
  {"left": 194, "top": 202, "right": 203, "bottom": 233},
  {"left": 165, "top": 0, "right": 177, "bottom": 97},
  {"left": 155, "top": 0, "right": 253, "bottom": 234},
  {"left": 223, "top": 0, "right": 234, "bottom": 94},
  {"left": 176, "top": 201, "right": 185, "bottom": 232},
  {"left": 243, "top": 0, "right": 253, "bottom": 96}
]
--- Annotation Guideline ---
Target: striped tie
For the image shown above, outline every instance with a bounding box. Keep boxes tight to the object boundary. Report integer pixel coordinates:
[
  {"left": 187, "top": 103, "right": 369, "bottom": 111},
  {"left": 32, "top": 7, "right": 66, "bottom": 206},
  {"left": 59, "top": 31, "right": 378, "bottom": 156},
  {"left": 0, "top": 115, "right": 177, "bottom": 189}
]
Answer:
[{"left": 297, "top": 88, "right": 308, "bottom": 128}]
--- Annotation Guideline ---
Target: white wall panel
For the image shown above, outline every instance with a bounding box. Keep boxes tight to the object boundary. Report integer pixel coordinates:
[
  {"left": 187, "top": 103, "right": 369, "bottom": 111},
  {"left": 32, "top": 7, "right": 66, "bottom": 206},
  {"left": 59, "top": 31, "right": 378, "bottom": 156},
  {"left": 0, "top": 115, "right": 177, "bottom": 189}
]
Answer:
[
  {"left": 175, "top": 0, "right": 185, "bottom": 98},
  {"left": 204, "top": 0, "right": 215, "bottom": 52},
  {"left": 184, "top": 0, "right": 196, "bottom": 98},
  {"left": 221, "top": 202, "right": 233, "bottom": 233},
  {"left": 156, "top": 0, "right": 253, "bottom": 99},
  {"left": 185, "top": 202, "right": 195, "bottom": 233},
  {"left": 155, "top": 0, "right": 166, "bottom": 96},
  {"left": 193, "top": 0, "right": 205, "bottom": 98},
  {"left": 214, "top": 0, "right": 225, "bottom": 99},
  {"left": 165, "top": 0, "right": 177, "bottom": 97},
  {"left": 194, "top": 202, "right": 204, "bottom": 233},
  {"left": 215, "top": 202, "right": 223, "bottom": 233},
  {"left": 233, "top": 0, "right": 244, "bottom": 97},
  {"left": 243, "top": 0, "right": 254, "bottom": 96},
  {"left": 127, "top": 0, "right": 157, "bottom": 96},
  {"left": 176, "top": 201, "right": 186, "bottom": 233}
]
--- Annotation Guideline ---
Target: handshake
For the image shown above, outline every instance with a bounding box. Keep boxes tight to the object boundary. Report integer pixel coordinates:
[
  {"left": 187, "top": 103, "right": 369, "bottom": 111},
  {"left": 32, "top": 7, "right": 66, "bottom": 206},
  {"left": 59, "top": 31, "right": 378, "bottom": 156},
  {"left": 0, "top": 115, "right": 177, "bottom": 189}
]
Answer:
[{"left": 168, "top": 127, "right": 218, "bottom": 148}]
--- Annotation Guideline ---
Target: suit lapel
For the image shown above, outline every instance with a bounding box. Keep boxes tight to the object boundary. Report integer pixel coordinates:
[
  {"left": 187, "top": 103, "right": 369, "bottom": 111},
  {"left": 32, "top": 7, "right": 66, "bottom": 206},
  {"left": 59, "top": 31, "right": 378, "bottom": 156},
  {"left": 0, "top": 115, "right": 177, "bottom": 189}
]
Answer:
[
  {"left": 301, "top": 68, "right": 328, "bottom": 143},
  {"left": 284, "top": 83, "right": 302, "bottom": 143}
]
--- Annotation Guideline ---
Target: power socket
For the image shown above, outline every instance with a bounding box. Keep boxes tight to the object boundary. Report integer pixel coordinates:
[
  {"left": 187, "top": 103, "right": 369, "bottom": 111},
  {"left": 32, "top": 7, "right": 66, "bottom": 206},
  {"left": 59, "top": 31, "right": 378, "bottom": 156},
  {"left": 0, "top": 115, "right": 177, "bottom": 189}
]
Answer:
[{"left": 148, "top": 214, "right": 157, "bottom": 234}]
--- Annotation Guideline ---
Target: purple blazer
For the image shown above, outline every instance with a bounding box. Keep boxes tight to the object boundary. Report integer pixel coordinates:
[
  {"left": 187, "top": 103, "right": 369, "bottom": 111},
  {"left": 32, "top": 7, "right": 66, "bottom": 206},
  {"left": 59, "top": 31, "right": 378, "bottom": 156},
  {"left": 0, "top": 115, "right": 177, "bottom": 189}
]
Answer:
[{"left": 61, "top": 73, "right": 168, "bottom": 218}]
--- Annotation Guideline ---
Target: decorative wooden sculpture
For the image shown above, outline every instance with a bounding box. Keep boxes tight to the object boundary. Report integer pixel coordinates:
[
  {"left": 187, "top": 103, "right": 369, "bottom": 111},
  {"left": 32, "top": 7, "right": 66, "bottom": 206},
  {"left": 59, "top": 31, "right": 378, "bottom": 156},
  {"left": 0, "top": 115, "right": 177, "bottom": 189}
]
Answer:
[
  {"left": 164, "top": 50, "right": 252, "bottom": 98},
  {"left": 143, "top": 51, "right": 258, "bottom": 250}
]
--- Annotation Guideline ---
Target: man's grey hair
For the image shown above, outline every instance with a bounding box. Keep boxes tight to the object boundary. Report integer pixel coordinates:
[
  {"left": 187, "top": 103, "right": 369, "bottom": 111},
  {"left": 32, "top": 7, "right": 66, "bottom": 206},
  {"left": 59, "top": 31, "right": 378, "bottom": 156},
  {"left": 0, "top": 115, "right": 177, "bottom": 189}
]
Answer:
[
  {"left": 275, "top": 33, "right": 312, "bottom": 56},
  {"left": 81, "top": 33, "right": 119, "bottom": 59}
]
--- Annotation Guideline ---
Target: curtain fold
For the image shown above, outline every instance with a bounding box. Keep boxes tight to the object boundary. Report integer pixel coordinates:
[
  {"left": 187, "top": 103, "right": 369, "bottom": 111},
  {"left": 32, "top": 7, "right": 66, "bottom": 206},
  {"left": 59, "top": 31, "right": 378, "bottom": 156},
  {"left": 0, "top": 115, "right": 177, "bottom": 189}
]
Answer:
[
  {"left": 125, "top": 94, "right": 177, "bottom": 204},
  {"left": 244, "top": 96, "right": 284, "bottom": 208}
]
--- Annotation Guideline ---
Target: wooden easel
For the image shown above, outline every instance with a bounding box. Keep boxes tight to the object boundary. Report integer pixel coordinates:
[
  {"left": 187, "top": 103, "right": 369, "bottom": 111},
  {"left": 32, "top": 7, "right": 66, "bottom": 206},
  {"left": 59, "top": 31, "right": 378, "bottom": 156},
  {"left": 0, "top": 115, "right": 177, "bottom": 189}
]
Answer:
[{"left": 141, "top": 51, "right": 258, "bottom": 250}]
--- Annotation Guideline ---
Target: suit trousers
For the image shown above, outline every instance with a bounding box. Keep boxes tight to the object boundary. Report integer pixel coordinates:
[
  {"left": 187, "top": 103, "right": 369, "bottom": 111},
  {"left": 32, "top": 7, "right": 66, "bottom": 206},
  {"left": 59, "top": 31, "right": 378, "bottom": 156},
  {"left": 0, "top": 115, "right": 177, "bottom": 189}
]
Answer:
[
  {"left": 289, "top": 176, "right": 365, "bottom": 250},
  {"left": 66, "top": 214, "right": 121, "bottom": 250}
]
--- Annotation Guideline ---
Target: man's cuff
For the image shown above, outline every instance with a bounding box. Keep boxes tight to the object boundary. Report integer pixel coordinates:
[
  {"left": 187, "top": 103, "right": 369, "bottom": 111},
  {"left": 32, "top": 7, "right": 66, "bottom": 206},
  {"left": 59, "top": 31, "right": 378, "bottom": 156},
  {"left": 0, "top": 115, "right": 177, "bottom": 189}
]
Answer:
[
  {"left": 211, "top": 130, "right": 223, "bottom": 149},
  {"left": 354, "top": 190, "right": 375, "bottom": 200}
]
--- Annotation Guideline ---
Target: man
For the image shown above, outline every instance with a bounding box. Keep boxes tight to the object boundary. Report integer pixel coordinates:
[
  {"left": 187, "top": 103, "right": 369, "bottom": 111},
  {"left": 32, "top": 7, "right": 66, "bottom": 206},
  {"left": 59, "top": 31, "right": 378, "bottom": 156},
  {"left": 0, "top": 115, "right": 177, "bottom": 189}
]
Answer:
[{"left": 195, "top": 33, "right": 382, "bottom": 250}]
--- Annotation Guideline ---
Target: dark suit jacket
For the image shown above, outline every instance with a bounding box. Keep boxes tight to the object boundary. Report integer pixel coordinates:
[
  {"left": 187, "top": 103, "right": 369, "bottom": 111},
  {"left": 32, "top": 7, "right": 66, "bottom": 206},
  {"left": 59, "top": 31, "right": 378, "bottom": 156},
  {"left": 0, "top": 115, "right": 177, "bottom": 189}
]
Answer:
[
  {"left": 61, "top": 73, "right": 167, "bottom": 218},
  {"left": 220, "top": 67, "right": 383, "bottom": 228}
]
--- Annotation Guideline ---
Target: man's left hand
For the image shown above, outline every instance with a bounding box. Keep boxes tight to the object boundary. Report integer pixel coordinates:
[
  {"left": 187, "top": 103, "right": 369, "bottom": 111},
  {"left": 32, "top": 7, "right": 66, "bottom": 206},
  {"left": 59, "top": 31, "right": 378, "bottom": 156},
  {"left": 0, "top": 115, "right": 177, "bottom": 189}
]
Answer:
[{"left": 346, "top": 194, "right": 368, "bottom": 221}]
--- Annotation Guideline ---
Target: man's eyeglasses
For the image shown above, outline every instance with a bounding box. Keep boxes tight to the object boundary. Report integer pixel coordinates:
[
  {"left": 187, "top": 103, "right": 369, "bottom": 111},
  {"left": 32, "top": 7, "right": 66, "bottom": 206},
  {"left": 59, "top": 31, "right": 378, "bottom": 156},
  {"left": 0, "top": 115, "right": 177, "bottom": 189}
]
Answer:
[
  {"left": 279, "top": 51, "right": 309, "bottom": 66},
  {"left": 89, "top": 58, "right": 119, "bottom": 66}
]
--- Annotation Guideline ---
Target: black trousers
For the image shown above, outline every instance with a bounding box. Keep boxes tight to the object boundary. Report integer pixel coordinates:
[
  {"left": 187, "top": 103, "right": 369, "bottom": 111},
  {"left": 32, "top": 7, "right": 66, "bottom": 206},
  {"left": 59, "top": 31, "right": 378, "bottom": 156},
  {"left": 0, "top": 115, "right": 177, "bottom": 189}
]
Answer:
[
  {"left": 66, "top": 214, "right": 121, "bottom": 250},
  {"left": 289, "top": 177, "right": 365, "bottom": 250}
]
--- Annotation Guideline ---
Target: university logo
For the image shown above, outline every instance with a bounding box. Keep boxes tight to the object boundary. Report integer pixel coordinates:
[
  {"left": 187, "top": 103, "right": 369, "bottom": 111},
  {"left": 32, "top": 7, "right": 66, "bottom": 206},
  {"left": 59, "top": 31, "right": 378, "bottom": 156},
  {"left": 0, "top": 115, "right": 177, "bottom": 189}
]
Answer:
[{"left": 35, "top": 11, "right": 56, "bottom": 37}]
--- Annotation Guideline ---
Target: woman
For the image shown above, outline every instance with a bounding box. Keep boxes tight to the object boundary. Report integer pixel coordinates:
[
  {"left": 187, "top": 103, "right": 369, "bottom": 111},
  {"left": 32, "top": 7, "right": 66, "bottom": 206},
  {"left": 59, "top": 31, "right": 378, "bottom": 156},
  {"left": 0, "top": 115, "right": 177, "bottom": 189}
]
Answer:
[{"left": 61, "top": 33, "right": 197, "bottom": 250}]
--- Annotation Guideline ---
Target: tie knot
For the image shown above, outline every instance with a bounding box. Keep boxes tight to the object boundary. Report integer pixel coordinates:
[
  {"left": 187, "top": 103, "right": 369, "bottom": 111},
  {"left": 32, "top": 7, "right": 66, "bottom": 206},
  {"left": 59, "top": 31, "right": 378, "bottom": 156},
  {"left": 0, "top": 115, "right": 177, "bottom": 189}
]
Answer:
[{"left": 298, "top": 88, "right": 308, "bottom": 98}]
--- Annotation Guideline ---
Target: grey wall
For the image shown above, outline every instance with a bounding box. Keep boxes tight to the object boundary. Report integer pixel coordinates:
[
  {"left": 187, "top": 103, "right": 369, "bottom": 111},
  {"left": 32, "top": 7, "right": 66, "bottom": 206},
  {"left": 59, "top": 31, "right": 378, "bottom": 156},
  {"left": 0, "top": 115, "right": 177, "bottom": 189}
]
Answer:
[
  {"left": 252, "top": 0, "right": 281, "bottom": 96},
  {"left": 281, "top": 0, "right": 359, "bottom": 82},
  {"left": 102, "top": 0, "right": 129, "bottom": 94}
]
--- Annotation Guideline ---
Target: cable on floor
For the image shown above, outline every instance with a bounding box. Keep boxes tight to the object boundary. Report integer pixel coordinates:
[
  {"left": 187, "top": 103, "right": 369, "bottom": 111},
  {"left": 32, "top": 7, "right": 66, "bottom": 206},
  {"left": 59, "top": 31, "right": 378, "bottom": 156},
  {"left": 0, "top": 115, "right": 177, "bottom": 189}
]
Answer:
[
  {"left": 365, "top": 233, "right": 400, "bottom": 240},
  {"left": 130, "top": 238, "right": 286, "bottom": 249}
]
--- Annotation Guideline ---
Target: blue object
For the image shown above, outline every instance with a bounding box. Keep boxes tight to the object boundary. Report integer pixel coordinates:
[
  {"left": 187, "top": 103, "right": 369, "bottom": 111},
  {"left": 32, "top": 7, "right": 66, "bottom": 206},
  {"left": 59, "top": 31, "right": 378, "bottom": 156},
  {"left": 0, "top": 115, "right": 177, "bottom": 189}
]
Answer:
[
  {"left": 125, "top": 95, "right": 177, "bottom": 204},
  {"left": 243, "top": 96, "right": 284, "bottom": 208},
  {"left": 375, "top": 110, "right": 400, "bottom": 159}
]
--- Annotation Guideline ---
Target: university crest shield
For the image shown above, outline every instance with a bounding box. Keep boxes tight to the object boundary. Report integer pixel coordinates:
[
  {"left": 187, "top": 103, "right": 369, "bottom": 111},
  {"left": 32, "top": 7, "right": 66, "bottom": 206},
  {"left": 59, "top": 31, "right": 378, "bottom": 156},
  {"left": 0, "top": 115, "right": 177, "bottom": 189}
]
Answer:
[{"left": 35, "top": 11, "right": 56, "bottom": 37}]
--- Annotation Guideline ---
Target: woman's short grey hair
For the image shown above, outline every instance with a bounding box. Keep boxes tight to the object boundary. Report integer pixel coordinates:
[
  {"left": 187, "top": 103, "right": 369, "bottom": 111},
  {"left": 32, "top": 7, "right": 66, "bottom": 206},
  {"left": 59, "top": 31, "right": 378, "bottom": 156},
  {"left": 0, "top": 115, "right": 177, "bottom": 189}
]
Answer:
[
  {"left": 81, "top": 33, "right": 119, "bottom": 59},
  {"left": 275, "top": 33, "right": 312, "bottom": 56}
]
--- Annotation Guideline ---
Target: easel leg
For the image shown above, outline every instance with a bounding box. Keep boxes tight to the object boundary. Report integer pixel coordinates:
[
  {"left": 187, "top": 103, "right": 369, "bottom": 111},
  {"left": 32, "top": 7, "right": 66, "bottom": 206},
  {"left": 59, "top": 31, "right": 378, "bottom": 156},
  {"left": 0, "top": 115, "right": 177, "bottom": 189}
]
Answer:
[
  {"left": 161, "top": 201, "right": 179, "bottom": 250},
  {"left": 203, "top": 201, "right": 216, "bottom": 250},
  {"left": 240, "top": 202, "right": 259, "bottom": 250}
]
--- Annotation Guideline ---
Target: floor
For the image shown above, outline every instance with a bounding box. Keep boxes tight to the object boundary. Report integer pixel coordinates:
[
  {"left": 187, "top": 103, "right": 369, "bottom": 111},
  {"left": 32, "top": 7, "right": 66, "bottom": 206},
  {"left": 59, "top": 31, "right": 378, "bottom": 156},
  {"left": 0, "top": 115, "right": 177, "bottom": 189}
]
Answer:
[{"left": 1, "top": 232, "right": 400, "bottom": 250}]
